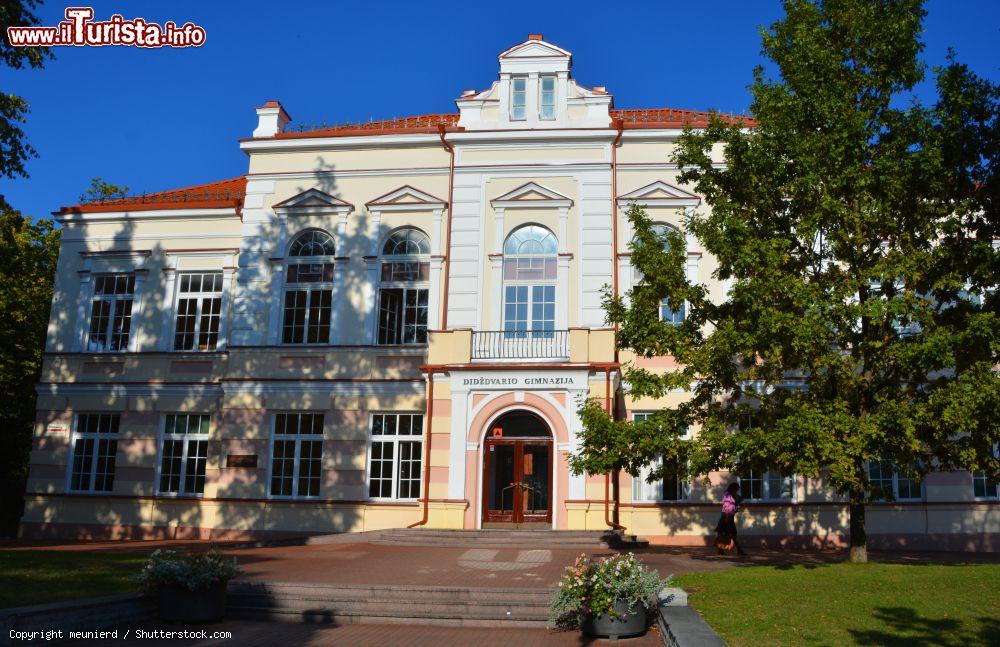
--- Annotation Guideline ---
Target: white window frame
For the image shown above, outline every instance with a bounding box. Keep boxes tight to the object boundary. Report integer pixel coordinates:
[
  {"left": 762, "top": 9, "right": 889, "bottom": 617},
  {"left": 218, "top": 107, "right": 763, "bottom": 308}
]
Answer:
[
  {"left": 867, "top": 458, "right": 924, "bottom": 502},
  {"left": 539, "top": 75, "right": 556, "bottom": 120},
  {"left": 376, "top": 228, "right": 431, "bottom": 346},
  {"left": 155, "top": 413, "right": 211, "bottom": 497},
  {"left": 972, "top": 444, "right": 999, "bottom": 500},
  {"left": 630, "top": 412, "right": 690, "bottom": 503},
  {"left": 502, "top": 225, "right": 558, "bottom": 337},
  {"left": 86, "top": 273, "right": 135, "bottom": 352},
  {"left": 172, "top": 272, "right": 224, "bottom": 351},
  {"left": 282, "top": 230, "right": 337, "bottom": 345},
  {"left": 738, "top": 469, "right": 795, "bottom": 502},
  {"left": 267, "top": 412, "right": 325, "bottom": 499},
  {"left": 632, "top": 223, "right": 687, "bottom": 326},
  {"left": 510, "top": 76, "right": 527, "bottom": 121},
  {"left": 366, "top": 412, "right": 424, "bottom": 501},
  {"left": 66, "top": 413, "right": 120, "bottom": 493}
]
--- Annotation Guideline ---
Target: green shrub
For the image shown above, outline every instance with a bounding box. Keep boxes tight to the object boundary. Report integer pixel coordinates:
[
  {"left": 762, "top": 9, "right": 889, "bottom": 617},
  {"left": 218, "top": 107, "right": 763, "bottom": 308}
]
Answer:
[
  {"left": 550, "top": 552, "right": 670, "bottom": 627},
  {"left": 135, "top": 549, "right": 241, "bottom": 593}
]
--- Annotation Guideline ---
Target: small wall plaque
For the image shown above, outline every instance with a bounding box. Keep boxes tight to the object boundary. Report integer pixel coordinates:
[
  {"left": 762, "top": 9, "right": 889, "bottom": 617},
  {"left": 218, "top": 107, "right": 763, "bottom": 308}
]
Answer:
[{"left": 226, "top": 454, "right": 258, "bottom": 468}]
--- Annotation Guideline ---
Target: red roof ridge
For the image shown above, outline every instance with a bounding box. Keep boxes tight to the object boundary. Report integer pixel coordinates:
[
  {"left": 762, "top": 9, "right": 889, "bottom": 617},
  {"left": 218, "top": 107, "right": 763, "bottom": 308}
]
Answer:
[{"left": 274, "top": 107, "right": 755, "bottom": 139}]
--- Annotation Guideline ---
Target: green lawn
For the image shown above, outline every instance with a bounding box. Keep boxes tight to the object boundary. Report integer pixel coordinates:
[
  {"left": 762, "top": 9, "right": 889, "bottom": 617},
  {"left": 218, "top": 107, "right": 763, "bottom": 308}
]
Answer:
[
  {"left": 676, "top": 562, "right": 1000, "bottom": 647},
  {"left": 0, "top": 550, "right": 146, "bottom": 608}
]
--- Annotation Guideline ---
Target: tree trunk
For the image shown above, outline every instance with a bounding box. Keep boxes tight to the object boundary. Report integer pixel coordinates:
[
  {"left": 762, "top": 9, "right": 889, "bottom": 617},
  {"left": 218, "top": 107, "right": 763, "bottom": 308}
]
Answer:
[{"left": 848, "top": 494, "right": 868, "bottom": 564}]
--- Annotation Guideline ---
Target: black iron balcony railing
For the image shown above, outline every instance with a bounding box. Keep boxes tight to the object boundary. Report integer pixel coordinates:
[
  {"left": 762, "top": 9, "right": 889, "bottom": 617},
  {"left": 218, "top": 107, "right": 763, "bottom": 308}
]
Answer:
[{"left": 471, "top": 329, "right": 569, "bottom": 360}]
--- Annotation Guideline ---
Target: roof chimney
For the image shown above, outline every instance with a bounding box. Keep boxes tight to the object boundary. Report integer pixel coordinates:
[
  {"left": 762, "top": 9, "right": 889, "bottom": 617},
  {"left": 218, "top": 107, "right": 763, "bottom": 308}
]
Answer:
[
  {"left": 461, "top": 89, "right": 478, "bottom": 97},
  {"left": 528, "top": 33, "right": 543, "bottom": 41},
  {"left": 253, "top": 100, "right": 291, "bottom": 138}
]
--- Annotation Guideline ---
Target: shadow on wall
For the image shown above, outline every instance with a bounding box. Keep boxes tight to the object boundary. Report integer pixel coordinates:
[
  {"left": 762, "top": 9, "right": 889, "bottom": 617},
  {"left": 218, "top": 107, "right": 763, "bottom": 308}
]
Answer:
[{"left": 26, "top": 152, "right": 439, "bottom": 539}]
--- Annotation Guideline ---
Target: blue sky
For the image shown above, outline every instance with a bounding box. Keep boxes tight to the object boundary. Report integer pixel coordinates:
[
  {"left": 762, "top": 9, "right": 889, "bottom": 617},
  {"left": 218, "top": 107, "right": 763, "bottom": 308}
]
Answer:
[{"left": 2, "top": 0, "right": 998, "bottom": 218}]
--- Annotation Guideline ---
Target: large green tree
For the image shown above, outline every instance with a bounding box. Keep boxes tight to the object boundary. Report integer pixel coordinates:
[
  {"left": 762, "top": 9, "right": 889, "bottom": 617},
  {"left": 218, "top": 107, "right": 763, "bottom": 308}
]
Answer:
[
  {"left": 0, "top": 202, "right": 59, "bottom": 534},
  {"left": 1, "top": 0, "right": 51, "bottom": 180},
  {"left": 572, "top": 0, "right": 999, "bottom": 563}
]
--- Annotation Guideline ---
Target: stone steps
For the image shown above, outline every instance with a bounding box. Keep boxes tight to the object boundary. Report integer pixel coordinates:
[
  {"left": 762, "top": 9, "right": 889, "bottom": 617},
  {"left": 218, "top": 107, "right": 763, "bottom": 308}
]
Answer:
[{"left": 227, "top": 581, "right": 553, "bottom": 628}]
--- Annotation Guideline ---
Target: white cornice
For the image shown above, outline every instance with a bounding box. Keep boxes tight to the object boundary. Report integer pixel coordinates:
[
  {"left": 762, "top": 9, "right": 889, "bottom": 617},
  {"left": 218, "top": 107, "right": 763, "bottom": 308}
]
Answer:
[{"left": 55, "top": 207, "right": 239, "bottom": 224}]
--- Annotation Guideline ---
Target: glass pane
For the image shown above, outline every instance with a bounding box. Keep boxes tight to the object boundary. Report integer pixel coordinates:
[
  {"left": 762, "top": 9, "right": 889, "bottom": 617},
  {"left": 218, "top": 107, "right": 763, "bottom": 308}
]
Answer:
[{"left": 487, "top": 444, "right": 516, "bottom": 512}]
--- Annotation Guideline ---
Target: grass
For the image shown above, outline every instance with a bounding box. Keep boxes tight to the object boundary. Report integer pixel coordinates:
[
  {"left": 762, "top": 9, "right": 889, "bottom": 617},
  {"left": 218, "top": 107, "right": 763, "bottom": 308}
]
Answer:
[
  {"left": 675, "top": 561, "right": 1000, "bottom": 647},
  {"left": 0, "top": 550, "right": 147, "bottom": 608}
]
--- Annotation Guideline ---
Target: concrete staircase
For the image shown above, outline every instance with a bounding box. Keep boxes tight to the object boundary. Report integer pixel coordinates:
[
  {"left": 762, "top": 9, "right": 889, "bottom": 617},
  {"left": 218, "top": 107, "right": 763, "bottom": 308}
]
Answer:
[
  {"left": 368, "top": 529, "right": 649, "bottom": 549},
  {"left": 227, "top": 581, "right": 553, "bottom": 628}
]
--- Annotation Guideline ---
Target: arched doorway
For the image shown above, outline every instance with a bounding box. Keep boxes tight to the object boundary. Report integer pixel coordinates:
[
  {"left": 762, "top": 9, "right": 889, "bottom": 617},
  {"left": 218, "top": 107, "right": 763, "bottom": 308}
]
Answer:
[{"left": 482, "top": 410, "right": 553, "bottom": 527}]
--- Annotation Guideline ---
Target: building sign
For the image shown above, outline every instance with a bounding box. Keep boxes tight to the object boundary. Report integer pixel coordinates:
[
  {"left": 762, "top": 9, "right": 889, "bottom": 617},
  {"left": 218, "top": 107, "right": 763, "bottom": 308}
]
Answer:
[
  {"left": 45, "top": 423, "right": 69, "bottom": 434},
  {"left": 226, "top": 454, "right": 258, "bottom": 468},
  {"left": 461, "top": 374, "right": 584, "bottom": 389}
]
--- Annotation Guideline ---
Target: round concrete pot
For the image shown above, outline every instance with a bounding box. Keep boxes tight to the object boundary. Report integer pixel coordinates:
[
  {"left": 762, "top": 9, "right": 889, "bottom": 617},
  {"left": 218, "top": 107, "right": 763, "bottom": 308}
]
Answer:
[
  {"left": 159, "top": 580, "right": 227, "bottom": 623},
  {"left": 581, "top": 600, "right": 647, "bottom": 638}
]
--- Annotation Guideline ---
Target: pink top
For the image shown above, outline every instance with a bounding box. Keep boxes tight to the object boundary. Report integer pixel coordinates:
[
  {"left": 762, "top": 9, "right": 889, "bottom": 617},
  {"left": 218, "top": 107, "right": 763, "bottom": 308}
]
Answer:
[{"left": 722, "top": 492, "right": 737, "bottom": 515}]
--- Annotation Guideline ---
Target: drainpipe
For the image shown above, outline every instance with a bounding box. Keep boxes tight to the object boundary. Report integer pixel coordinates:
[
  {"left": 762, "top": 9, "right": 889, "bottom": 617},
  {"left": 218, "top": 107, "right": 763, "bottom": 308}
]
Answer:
[
  {"left": 604, "top": 366, "right": 626, "bottom": 531},
  {"left": 407, "top": 369, "right": 435, "bottom": 528},
  {"left": 604, "top": 120, "right": 627, "bottom": 532},
  {"left": 438, "top": 124, "right": 455, "bottom": 329}
]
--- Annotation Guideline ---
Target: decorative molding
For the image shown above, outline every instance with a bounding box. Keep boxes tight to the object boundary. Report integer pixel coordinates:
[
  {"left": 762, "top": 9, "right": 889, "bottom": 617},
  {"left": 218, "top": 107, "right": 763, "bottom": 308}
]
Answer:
[
  {"left": 490, "top": 181, "right": 573, "bottom": 209},
  {"left": 365, "top": 185, "right": 448, "bottom": 211},
  {"left": 273, "top": 188, "right": 354, "bottom": 215},
  {"left": 617, "top": 180, "right": 701, "bottom": 208}
]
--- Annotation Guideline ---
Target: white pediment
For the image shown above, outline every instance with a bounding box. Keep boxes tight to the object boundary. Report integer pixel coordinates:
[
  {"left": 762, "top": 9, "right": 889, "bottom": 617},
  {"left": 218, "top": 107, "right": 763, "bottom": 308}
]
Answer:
[
  {"left": 617, "top": 181, "right": 700, "bottom": 207},
  {"left": 366, "top": 185, "right": 447, "bottom": 211},
  {"left": 491, "top": 182, "right": 572, "bottom": 208},
  {"left": 499, "top": 39, "right": 571, "bottom": 60},
  {"left": 273, "top": 188, "right": 354, "bottom": 213}
]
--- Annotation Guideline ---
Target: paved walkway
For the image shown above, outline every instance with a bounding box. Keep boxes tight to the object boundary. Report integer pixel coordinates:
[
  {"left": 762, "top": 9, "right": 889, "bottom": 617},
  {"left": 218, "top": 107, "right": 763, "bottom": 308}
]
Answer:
[{"left": 83, "top": 621, "right": 663, "bottom": 646}]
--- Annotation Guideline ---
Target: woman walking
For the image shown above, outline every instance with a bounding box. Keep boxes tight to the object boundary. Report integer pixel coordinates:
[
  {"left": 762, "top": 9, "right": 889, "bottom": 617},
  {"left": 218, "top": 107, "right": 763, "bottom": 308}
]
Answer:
[{"left": 716, "top": 482, "right": 747, "bottom": 556}]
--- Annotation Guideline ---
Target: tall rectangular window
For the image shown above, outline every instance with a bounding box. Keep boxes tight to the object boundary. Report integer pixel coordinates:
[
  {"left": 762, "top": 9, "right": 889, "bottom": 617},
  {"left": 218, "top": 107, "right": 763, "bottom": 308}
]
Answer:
[
  {"left": 87, "top": 274, "right": 134, "bottom": 352},
  {"left": 282, "top": 263, "right": 333, "bottom": 344},
  {"left": 368, "top": 413, "right": 423, "bottom": 500},
  {"left": 377, "top": 262, "right": 429, "bottom": 345},
  {"left": 70, "top": 413, "right": 119, "bottom": 492},
  {"left": 511, "top": 77, "right": 526, "bottom": 120},
  {"left": 539, "top": 76, "right": 556, "bottom": 120},
  {"left": 630, "top": 413, "right": 688, "bottom": 502},
  {"left": 270, "top": 413, "right": 324, "bottom": 498},
  {"left": 158, "top": 414, "right": 210, "bottom": 495},
  {"left": 174, "top": 273, "right": 224, "bottom": 351},
  {"left": 972, "top": 445, "right": 998, "bottom": 499}
]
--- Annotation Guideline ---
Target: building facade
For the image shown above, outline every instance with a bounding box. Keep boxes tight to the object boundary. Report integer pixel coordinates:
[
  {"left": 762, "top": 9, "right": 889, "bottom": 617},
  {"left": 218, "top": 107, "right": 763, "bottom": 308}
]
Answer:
[{"left": 23, "top": 36, "right": 998, "bottom": 549}]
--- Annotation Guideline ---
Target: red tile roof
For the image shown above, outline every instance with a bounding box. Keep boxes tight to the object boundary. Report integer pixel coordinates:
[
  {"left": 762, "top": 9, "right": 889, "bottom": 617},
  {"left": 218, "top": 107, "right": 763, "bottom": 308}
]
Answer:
[
  {"left": 273, "top": 107, "right": 754, "bottom": 139},
  {"left": 59, "top": 177, "right": 247, "bottom": 215},
  {"left": 613, "top": 107, "right": 756, "bottom": 129},
  {"left": 276, "top": 114, "right": 460, "bottom": 139}
]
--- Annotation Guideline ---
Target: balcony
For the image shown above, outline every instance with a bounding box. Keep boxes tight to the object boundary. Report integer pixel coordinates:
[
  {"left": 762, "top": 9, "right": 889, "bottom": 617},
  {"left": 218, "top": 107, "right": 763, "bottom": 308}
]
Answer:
[
  {"left": 471, "top": 330, "right": 569, "bottom": 361},
  {"left": 428, "top": 328, "right": 615, "bottom": 365}
]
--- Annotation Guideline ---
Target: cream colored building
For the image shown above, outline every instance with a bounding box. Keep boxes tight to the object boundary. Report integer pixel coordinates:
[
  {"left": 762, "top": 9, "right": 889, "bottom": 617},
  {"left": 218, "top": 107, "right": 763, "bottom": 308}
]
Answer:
[{"left": 23, "top": 35, "right": 997, "bottom": 549}]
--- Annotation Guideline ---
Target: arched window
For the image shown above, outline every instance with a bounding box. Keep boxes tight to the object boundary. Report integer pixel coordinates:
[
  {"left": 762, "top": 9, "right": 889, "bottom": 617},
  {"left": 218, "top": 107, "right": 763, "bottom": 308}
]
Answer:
[
  {"left": 502, "top": 225, "right": 557, "bottom": 338},
  {"left": 282, "top": 230, "right": 335, "bottom": 344},
  {"left": 377, "top": 228, "right": 430, "bottom": 345},
  {"left": 633, "top": 222, "right": 685, "bottom": 326}
]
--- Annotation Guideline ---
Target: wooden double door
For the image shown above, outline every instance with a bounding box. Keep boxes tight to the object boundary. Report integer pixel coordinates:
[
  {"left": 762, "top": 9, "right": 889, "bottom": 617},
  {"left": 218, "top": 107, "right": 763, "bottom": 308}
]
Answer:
[{"left": 483, "top": 438, "right": 552, "bottom": 525}]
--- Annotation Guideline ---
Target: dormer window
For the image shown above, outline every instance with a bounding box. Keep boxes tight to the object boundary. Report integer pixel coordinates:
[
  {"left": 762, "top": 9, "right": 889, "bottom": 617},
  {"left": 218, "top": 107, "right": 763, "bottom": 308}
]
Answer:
[
  {"left": 511, "top": 77, "right": 527, "bottom": 121},
  {"left": 540, "top": 76, "right": 556, "bottom": 120}
]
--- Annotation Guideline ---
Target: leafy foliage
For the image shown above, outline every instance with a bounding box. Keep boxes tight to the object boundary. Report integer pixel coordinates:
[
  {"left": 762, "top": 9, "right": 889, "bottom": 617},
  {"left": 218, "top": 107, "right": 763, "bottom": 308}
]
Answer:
[
  {"left": 80, "top": 177, "right": 131, "bottom": 203},
  {"left": 135, "top": 550, "right": 242, "bottom": 593},
  {"left": 0, "top": 201, "right": 59, "bottom": 470},
  {"left": 0, "top": 0, "right": 52, "bottom": 179},
  {"left": 572, "top": 0, "right": 999, "bottom": 562},
  {"left": 550, "top": 552, "right": 670, "bottom": 628}
]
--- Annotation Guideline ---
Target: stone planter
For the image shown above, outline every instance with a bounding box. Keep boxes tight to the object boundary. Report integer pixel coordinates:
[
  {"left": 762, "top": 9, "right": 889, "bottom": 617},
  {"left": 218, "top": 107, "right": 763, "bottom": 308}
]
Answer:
[
  {"left": 581, "top": 600, "right": 647, "bottom": 638},
  {"left": 159, "top": 580, "right": 227, "bottom": 623}
]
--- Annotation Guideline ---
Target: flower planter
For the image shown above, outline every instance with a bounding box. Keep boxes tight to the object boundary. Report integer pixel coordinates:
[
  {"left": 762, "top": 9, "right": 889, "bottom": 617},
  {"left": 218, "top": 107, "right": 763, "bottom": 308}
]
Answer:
[
  {"left": 581, "top": 600, "right": 647, "bottom": 638},
  {"left": 159, "top": 580, "right": 227, "bottom": 623}
]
